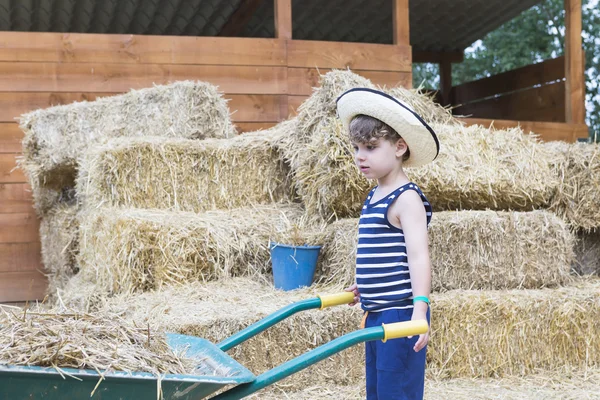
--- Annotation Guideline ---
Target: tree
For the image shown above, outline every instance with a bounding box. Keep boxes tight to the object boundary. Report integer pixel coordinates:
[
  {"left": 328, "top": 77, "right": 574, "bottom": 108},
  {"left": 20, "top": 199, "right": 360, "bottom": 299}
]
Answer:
[{"left": 413, "top": 0, "right": 600, "bottom": 140}]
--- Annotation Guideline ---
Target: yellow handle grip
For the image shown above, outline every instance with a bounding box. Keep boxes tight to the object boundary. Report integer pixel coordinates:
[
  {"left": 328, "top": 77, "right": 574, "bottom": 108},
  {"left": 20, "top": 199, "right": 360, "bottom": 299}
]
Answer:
[
  {"left": 317, "top": 292, "right": 355, "bottom": 309},
  {"left": 382, "top": 320, "right": 429, "bottom": 342}
]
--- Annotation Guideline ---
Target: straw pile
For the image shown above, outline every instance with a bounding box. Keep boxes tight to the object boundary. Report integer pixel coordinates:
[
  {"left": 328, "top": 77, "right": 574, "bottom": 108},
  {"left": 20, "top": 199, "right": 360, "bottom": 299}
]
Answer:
[
  {"left": 70, "top": 204, "right": 326, "bottom": 300},
  {"left": 77, "top": 126, "right": 295, "bottom": 213},
  {"left": 545, "top": 141, "right": 600, "bottom": 231},
  {"left": 254, "top": 369, "right": 600, "bottom": 399},
  {"left": 279, "top": 111, "right": 558, "bottom": 220},
  {"left": 0, "top": 306, "right": 199, "bottom": 376},
  {"left": 19, "top": 81, "right": 236, "bottom": 214},
  {"left": 39, "top": 203, "right": 79, "bottom": 296},
  {"left": 429, "top": 279, "right": 600, "bottom": 378},
  {"left": 574, "top": 229, "right": 600, "bottom": 276},
  {"left": 318, "top": 210, "right": 574, "bottom": 290},
  {"left": 95, "top": 278, "right": 364, "bottom": 392}
]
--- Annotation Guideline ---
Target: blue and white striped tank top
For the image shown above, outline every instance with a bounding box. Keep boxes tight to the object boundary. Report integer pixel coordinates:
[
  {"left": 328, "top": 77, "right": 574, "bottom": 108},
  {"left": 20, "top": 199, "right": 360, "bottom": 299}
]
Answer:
[{"left": 356, "top": 182, "right": 432, "bottom": 312}]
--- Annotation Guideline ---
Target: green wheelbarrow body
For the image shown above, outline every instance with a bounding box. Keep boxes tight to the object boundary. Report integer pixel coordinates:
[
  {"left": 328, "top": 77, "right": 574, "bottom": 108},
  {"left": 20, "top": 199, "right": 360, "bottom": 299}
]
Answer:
[
  {"left": 0, "top": 293, "right": 428, "bottom": 399},
  {"left": 0, "top": 334, "right": 255, "bottom": 400}
]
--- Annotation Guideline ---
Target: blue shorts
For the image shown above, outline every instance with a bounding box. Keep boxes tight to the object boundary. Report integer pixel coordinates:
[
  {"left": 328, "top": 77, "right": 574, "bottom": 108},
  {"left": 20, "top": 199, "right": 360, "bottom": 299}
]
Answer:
[{"left": 364, "top": 308, "right": 430, "bottom": 400}]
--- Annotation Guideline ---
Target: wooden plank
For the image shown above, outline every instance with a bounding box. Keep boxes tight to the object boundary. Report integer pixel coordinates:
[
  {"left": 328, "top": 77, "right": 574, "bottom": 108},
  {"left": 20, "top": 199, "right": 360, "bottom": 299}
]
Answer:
[
  {"left": 452, "top": 57, "right": 565, "bottom": 105},
  {"left": 0, "top": 63, "right": 288, "bottom": 94},
  {"left": 226, "top": 95, "right": 286, "bottom": 122},
  {"left": 235, "top": 122, "right": 278, "bottom": 133},
  {"left": 0, "top": 242, "right": 41, "bottom": 273},
  {"left": 453, "top": 82, "right": 566, "bottom": 123},
  {"left": 275, "top": 0, "right": 293, "bottom": 40},
  {"left": 0, "top": 183, "right": 34, "bottom": 213},
  {"left": 0, "top": 32, "right": 286, "bottom": 66},
  {"left": 0, "top": 154, "right": 26, "bottom": 183},
  {"left": 287, "top": 68, "right": 411, "bottom": 95},
  {"left": 413, "top": 51, "right": 464, "bottom": 64},
  {"left": 288, "top": 95, "right": 308, "bottom": 115},
  {"left": 0, "top": 123, "right": 23, "bottom": 153},
  {"left": 393, "top": 0, "right": 410, "bottom": 46},
  {"left": 219, "top": 0, "right": 266, "bottom": 37},
  {"left": 0, "top": 270, "right": 47, "bottom": 302},
  {"left": 0, "top": 213, "right": 40, "bottom": 243},
  {"left": 565, "top": 0, "right": 586, "bottom": 124},
  {"left": 461, "top": 118, "right": 588, "bottom": 142},
  {"left": 287, "top": 40, "right": 411, "bottom": 72},
  {"left": 440, "top": 56, "right": 452, "bottom": 106},
  {"left": 0, "top": 92, "right": 113, "bottom": 123}
]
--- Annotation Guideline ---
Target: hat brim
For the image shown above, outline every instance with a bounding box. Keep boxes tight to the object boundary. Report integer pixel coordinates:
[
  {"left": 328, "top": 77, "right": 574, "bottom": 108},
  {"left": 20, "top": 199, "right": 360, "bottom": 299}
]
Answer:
[{"left": 336, "top": 88, "right": 439, "bottom": 168}]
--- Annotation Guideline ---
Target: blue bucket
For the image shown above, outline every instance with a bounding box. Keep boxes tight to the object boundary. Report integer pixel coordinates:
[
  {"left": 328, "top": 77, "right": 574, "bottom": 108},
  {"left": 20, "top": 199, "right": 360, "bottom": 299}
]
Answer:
[{"left": 270, "top": 242, "right": 321, "bottom": 291}]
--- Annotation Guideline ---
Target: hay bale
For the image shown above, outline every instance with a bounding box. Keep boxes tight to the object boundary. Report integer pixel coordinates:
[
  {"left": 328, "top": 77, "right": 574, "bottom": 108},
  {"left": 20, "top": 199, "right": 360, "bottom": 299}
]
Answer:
[
  {"left": 574, "top": 229, "right": 600, "bottom": 276},
  {"left": 413, "top": 124, "right": 558, "bottom": 211},
  {"left": 19, "top": 81, "right": 236, "bottom": 214},
  {"left": 278, "top": 70, "right": 462, "bottom": 220},
  {"left": 279, "top": 115, "right": 558, "bottom": 220},
  {"left": 69, "top": 204, "right": 326, "bottom": 300},
  {"left": 545, "top": 141, "right": 600, "bottom": 231},
  {"left": 77, "top": 125, "right": 295, "bottom": 213},
  {"left": 40, "top": 203, "right": 79, "bottom": 297},
  {"left": 95, "top": 278, "right": 364, "bottom": 392},
  {"left": 94, "top": 278, "right": 600, "bottom": 390},
  {"left": 429, "top": 279, "right": 600, "bottom": 378},
  {"left": 318, "top": 210, "right": 574, "bottom": 290}
]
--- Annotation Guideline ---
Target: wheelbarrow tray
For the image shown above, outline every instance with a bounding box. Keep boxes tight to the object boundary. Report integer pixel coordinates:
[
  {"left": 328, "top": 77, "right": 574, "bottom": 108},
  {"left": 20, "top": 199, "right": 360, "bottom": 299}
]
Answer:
[{"left": 0, "top": 333, "right": 255, "bottom": 400}]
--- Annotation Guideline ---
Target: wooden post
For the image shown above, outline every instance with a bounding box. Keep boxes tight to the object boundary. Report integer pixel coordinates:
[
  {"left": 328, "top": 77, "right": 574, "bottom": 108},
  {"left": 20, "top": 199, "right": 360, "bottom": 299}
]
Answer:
[
  {"left": 392, "top": 0, "right": 410, "bottom": 45},
  {"left": 440, "top": 56, "right": 453, "bottom": 106},
  {"left": 393, "top": 0, "right": 411, "bottom": 88},
  {"left": 564, "top": 0, "right": 585, "bottom": 124},
  {"left": 274, "top": 0, "right": 292, "bottom": 40}
]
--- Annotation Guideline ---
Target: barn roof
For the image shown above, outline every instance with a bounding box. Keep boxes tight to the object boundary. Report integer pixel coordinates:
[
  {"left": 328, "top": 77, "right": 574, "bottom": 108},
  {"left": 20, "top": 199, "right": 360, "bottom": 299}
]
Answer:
[{"left": 0, "top": 0, "right": 543, "bottom": 52}]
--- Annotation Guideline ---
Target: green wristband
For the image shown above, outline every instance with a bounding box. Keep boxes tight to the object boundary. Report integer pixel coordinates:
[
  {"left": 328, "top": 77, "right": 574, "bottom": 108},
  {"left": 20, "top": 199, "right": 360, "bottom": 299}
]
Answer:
[{"left": 413, "top": 296, "right": 430, "bottom": 305}]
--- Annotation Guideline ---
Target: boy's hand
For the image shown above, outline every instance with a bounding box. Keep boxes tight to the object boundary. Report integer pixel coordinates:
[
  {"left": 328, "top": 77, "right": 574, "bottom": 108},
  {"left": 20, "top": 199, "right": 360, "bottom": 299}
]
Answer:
[
  {"left": 409, "top": 308, "right": 429, "bottom": 352},
  {"left": 344, "top": 283, "right": 360, "bottom": 306}
]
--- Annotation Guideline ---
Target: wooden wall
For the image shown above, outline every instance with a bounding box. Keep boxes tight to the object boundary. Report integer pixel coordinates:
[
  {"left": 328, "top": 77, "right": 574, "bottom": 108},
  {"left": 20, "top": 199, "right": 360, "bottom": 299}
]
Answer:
[
  {"left": 0, "top": 31, "right": 412, "bottom": 302},
  {"left": 452, "top": 57, "right": 567, "bottom": 122}
]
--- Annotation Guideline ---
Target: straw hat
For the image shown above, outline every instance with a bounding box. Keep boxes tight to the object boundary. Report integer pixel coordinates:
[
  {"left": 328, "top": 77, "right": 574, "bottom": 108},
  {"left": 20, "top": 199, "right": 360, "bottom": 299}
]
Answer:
[{"left": 336, "top": 88, "right": 439, "bottom": 167}]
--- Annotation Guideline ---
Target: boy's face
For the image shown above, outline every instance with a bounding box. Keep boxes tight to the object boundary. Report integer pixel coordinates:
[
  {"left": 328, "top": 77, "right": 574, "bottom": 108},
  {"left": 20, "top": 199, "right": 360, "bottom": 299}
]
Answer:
[{"left": 352, "top": 137, "right": 407, "bottom": 180}]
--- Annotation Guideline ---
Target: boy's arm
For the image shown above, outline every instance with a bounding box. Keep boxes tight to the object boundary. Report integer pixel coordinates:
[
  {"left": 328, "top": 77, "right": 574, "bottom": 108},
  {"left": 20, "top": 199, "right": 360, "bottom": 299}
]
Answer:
[{"left": 390, "top": 190, "right": 431, "bottom": 316}]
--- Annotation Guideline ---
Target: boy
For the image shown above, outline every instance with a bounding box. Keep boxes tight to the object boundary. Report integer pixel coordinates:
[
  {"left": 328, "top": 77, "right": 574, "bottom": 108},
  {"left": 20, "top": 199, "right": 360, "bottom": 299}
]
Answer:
[{"left": 336, "top": 88, "right": 440, "bottom": 400}]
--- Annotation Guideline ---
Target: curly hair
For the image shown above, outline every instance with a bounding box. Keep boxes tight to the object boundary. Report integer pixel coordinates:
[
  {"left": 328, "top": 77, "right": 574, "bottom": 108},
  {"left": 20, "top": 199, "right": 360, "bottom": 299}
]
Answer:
[{"left": 348, "top": 114, "right": 410, "bottom": 161}]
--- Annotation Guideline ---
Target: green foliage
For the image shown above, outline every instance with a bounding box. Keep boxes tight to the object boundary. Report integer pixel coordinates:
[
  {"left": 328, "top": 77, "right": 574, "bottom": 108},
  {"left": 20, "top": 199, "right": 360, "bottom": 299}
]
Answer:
[{"left": 412, "top": 0, "right": 600, "bottom": 141}]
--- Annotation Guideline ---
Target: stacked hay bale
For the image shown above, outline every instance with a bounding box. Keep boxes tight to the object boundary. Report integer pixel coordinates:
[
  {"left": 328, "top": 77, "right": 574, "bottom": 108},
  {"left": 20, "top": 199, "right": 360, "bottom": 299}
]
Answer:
[
  {"left": 545, "top": 141, "right": 600, "bottom": 276},
  {"left": 15, "top": 69, "right": 600, "bottom": 397},
  {"left": 260, "top": 70, "right": 599, "bottom": 394},
  {"left": 18, "top": 81, "right": 236, "bottom": 296}
]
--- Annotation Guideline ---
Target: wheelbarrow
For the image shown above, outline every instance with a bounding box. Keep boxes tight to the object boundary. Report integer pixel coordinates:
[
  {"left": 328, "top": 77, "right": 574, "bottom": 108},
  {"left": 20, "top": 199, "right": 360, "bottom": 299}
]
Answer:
[{"left": 0, "top": 292, "right": 428, "bottom": 399}]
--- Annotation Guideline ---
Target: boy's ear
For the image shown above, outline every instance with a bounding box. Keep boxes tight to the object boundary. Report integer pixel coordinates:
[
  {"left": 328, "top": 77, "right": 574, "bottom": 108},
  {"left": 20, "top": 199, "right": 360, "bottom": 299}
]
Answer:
[{"left": 395, "top": 138, "right": 408, "bottom": 158}]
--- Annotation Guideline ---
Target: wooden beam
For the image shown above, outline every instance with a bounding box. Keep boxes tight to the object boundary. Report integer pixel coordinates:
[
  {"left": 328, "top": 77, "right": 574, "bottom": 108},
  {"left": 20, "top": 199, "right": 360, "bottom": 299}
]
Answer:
[
  {"left": 218, "top": 0, "right": 265, "bottom": 37},
  {"left": 413, "top": 51, "right": 464, "bottom": 64},
  {"left": 440, "top": 56, "right": 452, "bottom": 106},
  {"left": 564, "top": 0, "right": 586, "bottom": 124},
  {"left": 274, "top": 0, "right": 292, "bottom": 40},
  {"left": 0, "top": 33, "right": 287, "bottom": 66},
  {"left": 393, "top": 0, "right": 410, "bottom": 45}
]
